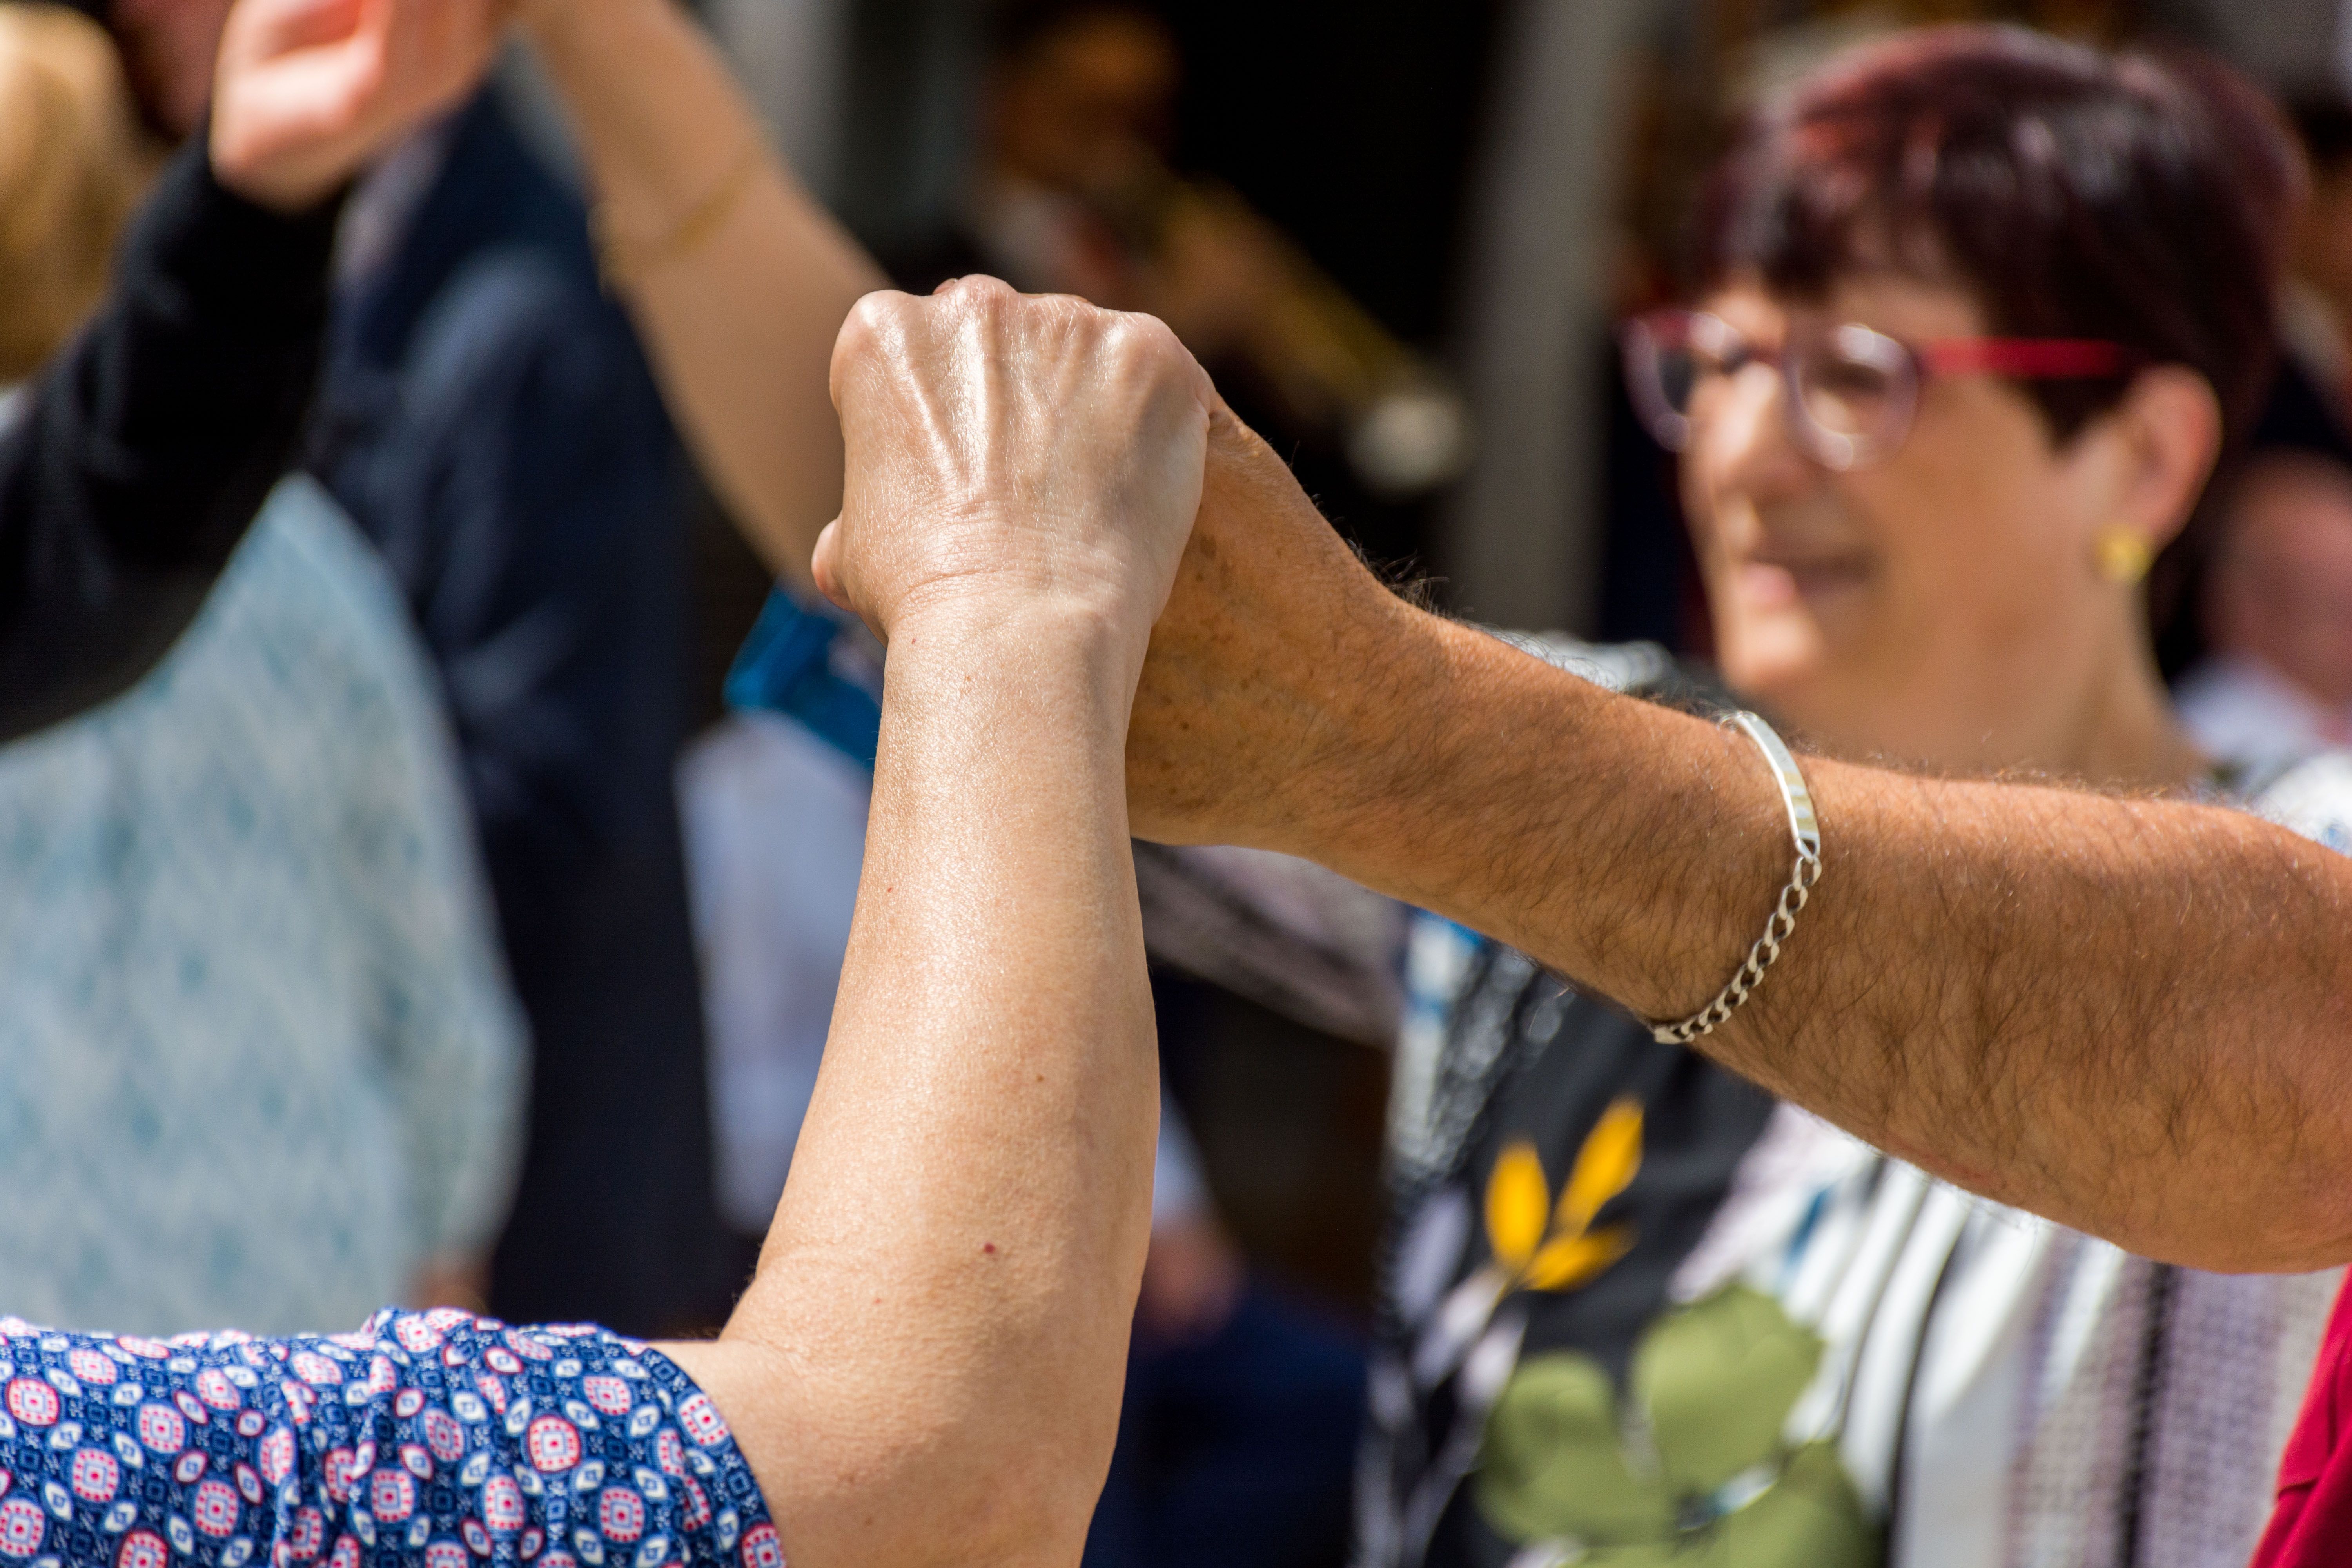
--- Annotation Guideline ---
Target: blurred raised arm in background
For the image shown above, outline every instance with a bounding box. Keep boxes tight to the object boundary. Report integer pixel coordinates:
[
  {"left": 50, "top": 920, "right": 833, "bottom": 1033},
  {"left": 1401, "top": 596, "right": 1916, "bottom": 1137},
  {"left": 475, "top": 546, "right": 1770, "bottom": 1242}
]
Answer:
[
  {"left": 0, "top": 0, "right": 502, "bottom": 740},
  {"left": 519, "top": 0, "right": 882, "bottom": 581}
]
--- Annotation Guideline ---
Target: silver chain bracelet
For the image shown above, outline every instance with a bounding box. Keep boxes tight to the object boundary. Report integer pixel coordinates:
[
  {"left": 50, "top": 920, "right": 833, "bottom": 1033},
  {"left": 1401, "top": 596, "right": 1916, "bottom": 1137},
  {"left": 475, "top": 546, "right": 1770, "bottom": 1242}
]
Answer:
[{"left": 1647, "top": 711, "right": 1824, "bottom": 1046}]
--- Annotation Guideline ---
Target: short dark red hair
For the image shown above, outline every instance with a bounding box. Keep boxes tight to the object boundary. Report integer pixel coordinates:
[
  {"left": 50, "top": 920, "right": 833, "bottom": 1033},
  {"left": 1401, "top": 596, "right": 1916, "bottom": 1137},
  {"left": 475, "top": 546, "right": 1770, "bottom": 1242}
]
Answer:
[{"left": 1697, "top": 25, "right": 2299, "bottom": 454}]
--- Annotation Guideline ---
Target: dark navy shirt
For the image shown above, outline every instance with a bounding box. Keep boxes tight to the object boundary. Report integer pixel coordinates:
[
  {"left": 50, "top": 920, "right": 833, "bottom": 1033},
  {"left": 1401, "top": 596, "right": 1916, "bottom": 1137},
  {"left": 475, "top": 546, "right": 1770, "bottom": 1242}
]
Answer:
[{"left": 308, "top": 87, "right": 727, "bottom": 1333}]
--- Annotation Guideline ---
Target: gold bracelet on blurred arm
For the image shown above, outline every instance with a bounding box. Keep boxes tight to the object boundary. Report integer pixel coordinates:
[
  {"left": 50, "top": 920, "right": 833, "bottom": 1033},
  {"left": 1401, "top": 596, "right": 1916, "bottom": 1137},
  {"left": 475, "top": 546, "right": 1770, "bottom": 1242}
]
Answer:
[{"left": 593, "top": 140, "right": 762, "bottom": 292}]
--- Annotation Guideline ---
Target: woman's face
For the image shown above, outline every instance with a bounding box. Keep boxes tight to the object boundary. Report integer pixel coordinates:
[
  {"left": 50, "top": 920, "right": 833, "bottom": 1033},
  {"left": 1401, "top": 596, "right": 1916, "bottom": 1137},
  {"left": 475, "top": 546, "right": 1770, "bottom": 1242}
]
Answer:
[{"left": 1682, "top": 274, "right": 2140, "bottom": 769}]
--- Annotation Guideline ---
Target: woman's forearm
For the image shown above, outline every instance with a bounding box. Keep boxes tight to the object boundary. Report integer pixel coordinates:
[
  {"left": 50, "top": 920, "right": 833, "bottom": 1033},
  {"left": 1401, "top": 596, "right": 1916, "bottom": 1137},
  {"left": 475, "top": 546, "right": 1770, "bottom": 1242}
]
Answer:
[
  {"left": 661, "top": 282, "right": 1206, "bottom": 1567},
  {"left": 521, "top": 0, "right": 884, "bottom": 579},
  {"left": 0, "top": 147, "right": 337, "bottom": 741},
  {"left": 668, "top": 608, "right": 1160, "bottom": 1568}
]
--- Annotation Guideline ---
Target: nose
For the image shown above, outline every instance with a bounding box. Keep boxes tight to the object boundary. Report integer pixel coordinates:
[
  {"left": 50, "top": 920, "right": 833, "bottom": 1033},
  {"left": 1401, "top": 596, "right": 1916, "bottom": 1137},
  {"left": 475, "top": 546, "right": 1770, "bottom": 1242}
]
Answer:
[{"left": 1694, "top": 362, "right": 1815, "bottom": 507}]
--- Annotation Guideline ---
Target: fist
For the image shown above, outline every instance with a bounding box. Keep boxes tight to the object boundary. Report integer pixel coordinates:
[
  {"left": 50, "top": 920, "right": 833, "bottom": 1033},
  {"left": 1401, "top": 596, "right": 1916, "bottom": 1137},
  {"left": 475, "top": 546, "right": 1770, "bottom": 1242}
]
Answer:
[{"left": 814, "top": 278, "right": 1213, "bottom": 657}]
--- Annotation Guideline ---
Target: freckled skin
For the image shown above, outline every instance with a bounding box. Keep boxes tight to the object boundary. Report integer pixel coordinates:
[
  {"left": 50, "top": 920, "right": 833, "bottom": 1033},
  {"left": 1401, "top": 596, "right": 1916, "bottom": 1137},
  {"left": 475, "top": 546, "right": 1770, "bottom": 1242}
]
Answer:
[{"left": 1121, "top": 317, "right": 2352, "bottom": 1277}]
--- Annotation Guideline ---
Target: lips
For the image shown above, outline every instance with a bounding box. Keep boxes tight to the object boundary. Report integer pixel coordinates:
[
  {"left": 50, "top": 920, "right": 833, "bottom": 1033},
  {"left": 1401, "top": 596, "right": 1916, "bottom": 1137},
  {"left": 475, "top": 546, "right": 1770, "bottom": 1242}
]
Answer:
[
  {"left": 1739, "top": 550, "right": 1873, "bottom": 606},
  {"left": 1736, "top": 562, "right": 1801, "bottom": 609}
]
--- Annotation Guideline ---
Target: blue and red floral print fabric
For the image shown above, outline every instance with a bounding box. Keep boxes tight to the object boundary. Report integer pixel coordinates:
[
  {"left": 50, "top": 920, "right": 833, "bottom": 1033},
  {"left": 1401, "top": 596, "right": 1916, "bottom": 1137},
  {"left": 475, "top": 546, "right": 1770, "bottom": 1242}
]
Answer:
[{"left": 0, "top": 1312, "right": 779, "bottom": 1568}]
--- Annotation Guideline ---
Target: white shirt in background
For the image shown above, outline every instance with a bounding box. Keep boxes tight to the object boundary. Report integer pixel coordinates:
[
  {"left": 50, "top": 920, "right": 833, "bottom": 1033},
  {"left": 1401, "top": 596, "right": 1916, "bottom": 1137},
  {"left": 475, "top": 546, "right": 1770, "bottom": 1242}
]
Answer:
[{"left": 2176, "top": 653, "right": 2352, "bottom": 773}]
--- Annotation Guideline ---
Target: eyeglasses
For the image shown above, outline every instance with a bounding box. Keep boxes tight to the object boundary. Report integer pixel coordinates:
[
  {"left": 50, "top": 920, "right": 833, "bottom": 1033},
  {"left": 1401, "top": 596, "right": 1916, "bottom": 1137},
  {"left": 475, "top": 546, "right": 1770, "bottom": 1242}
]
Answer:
[{"left": 1621, "top": 309, "right": 2133, "bottom": 471}]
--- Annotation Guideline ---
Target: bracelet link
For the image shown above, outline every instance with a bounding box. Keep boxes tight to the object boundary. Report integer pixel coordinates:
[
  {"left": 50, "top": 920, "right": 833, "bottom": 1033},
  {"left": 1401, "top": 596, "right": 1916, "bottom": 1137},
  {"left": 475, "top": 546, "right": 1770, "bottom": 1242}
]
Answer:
[{"left": 1647, "top": 712, "right": 1823, "bottom": 1046}]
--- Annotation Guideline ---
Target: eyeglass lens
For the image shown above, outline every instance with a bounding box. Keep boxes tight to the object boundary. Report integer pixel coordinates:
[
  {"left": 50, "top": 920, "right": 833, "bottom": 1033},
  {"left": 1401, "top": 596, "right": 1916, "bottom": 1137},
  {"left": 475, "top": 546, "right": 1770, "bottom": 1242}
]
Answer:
[{"left": 1627, "top": 314, "right": 1919, "bottom": 469}]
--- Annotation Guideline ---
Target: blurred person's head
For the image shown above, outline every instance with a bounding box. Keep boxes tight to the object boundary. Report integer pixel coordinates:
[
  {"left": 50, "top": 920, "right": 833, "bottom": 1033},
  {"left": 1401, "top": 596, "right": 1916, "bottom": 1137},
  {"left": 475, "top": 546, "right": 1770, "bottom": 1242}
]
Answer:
[
  {"left": 982, "top": 0, "right": 1176, "bottom": 196},
  {"left": 1644, "top": 25, "right": 2292, "bottom": 776},
  {"left": 2205, "top": 450, "right": 2352, "bottom": 708},
  {"left": 0, "top": 2, "right": 148, "bottom": 385},
  {"left": 99, "top": 0, "right": 230, "bottom": 138}
]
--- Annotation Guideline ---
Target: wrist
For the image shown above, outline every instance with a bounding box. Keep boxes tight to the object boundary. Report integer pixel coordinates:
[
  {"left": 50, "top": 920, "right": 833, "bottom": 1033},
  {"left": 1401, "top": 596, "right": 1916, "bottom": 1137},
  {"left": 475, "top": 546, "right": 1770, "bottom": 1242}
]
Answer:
[
  {"left": 159, "top": 141, "right": 342, "bottom": 321},
  {"left": 521, "top": 0, "right": 665, "bottom": 62},
  {"left": 893, "top": 580, "right": 1154, "bottom": 666},
  {"left": 205, "top": 113, "right": 342, "bottom": 214},
  {"left": 208, "top": 156, "right": 343, "bottom": 215},
  {"left": 1126, "top": 505, "right": 1439, "bottom": 852},
  {"left": 886, "top": 593, "right": 1152, "bottom": 712},
  {"left": 1278, "top": 600, "right": 1470, "bottom": 855}
]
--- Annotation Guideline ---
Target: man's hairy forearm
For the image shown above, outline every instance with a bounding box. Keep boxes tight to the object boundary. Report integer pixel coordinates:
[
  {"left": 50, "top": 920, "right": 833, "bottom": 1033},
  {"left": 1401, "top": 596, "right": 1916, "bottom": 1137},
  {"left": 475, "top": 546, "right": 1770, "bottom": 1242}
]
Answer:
[
  {"left": 1299, "top": 615, "right": 2352, "bottom": 1272},
  {"left": 1129, "top": 419, "right": 2352, "bottom": 1274}
]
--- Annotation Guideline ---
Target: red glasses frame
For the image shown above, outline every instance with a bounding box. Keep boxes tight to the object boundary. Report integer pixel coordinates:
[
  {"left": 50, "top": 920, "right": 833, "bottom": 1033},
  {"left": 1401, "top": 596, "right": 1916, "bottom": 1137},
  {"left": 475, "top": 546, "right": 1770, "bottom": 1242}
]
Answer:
[{"left": 1623, "top": 309, "right": 2134, "bottom": 471}]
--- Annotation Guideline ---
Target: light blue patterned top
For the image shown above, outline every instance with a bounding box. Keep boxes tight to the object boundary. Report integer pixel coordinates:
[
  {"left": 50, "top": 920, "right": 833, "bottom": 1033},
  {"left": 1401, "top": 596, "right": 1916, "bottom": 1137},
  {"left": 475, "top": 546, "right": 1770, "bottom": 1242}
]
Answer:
[{"left": 0, "top": 478, "right": 524, "bottom": 1336}]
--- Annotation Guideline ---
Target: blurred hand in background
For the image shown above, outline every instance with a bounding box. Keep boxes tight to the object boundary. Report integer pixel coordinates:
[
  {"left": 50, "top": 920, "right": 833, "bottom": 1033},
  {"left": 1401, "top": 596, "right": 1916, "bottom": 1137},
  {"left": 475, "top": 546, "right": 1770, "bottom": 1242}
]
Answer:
[
  {"left": 1137, "top": 1212, "right": 1245, "bottom": 1345},
  {"left": 209, "top": 0, "right": 505, "bottom": 209}
]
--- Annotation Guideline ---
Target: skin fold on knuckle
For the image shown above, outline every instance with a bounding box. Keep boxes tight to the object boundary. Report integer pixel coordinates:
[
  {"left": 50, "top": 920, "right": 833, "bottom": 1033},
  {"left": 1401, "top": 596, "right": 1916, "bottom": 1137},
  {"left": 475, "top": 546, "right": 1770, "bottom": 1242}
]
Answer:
[
  {"left": 944, "top": 277, "right": 1016, "bottom": 340},
  {"left": 830, "top": 304, "right": 893, "bottom": 400}
]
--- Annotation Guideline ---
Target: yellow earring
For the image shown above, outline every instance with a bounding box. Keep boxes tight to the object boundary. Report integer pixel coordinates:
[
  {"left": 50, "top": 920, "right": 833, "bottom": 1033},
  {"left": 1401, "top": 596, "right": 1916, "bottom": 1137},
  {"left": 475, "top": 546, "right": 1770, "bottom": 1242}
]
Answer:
[{"left": 2095, "top": 528, "right": 2152, "bottom": 586}]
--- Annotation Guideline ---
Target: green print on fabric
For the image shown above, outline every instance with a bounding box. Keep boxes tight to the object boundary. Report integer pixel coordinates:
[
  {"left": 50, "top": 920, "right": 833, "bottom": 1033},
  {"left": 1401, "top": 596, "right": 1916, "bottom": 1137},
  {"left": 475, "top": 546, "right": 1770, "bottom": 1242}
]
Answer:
[{"left": 1474, "top": 1284, "right": 1879, "bottom": 1566}]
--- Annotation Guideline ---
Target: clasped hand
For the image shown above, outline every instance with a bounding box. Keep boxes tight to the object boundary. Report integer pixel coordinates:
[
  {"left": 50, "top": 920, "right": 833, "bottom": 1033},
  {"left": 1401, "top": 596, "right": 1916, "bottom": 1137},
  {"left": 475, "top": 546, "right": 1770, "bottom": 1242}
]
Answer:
[
  {"left": 818, "top": 275, "right": 1416, "bottom": 853},
  {"left": 814, "top": 278, "right": 1214, "bottom": 671}
]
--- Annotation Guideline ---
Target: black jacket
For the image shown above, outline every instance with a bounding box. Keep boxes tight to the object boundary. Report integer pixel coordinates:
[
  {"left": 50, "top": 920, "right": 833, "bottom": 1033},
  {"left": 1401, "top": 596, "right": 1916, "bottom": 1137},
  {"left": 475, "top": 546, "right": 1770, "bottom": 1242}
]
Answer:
[{"left": 0, "top": 145, "right": 338, "bottom": 741}]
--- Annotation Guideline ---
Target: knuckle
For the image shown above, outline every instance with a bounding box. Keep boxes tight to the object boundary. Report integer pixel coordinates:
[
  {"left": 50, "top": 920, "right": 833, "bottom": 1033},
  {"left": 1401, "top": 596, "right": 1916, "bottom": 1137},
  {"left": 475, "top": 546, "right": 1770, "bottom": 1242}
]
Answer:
[
  {"left": 868, "top": 287, "right": 922, "bottom": 327},
  {"left": 838, "top": 290, "right": 907, "bottom": 354},
  {"left": 833, "top": 314, "right": 875, "bottom": 365},
  {"left": 1109, "top": 313, "right": 1196, "bottom": 384},
  {"left": 1096, "top": 312, "right": 1156, "bottom": 360},
  {"left": 1034, "top": 290, "right": 1105, "bottom": 339},
  {"left": 940, "top": 274, "right": 1016, "bottom": 319}
]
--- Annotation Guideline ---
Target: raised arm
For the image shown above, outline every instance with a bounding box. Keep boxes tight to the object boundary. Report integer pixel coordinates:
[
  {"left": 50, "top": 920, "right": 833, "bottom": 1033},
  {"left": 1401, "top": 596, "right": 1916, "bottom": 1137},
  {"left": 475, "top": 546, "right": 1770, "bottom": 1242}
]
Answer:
[
  {"left": 1126, "top": 415, "right": 2352, "bottom": 1277},
  {"left": 0, "top": 0, "right": 501, "bottom": 740},
  {"left": 662, "top": 280, "right": 1211, "bottom": 1568},
  {"left": 519, "top": 0, "right": 884, "bottom": 581},
  {"left": 0, "top": 284, "right": 1204, "bottom": 1568}
]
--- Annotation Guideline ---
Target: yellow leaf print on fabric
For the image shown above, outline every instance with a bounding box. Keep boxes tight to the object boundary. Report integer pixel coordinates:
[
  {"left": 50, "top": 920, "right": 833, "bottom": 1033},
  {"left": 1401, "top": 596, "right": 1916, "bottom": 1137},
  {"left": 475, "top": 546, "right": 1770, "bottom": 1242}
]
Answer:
[
  {"left": 1524, "top": 1226, "right": 1634, "bottom": 1292},
  {"left": 1483, "top": 1100, "right": 1644, "bottom": 1294},
  {"left": 1487, "top": 1143, "right": 1552, "bottom": 1272},
  {"left": 1558, "top": 1098, "right": 1641, "bottom": 1232}
]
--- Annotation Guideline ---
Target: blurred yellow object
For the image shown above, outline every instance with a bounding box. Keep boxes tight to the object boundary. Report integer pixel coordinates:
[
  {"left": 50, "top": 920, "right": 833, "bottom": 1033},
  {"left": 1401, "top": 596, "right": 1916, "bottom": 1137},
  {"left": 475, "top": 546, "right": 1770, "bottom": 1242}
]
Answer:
[
  {"left": 2095, "top": 525, "right": 2153, "bottom": 586},
  {"left": 0, "top": 3, "right": 151, "bottom": 385},
  {"left": 1482, "top": 1099, "right": 1642, "bottom": 1296}
]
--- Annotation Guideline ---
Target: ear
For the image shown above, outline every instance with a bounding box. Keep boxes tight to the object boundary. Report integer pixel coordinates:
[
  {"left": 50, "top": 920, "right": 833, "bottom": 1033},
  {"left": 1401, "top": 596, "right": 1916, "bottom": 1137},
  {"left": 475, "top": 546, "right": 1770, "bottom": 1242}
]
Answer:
[{"left": 2095, "top": 365, "right": 2224, "bottom": 554}]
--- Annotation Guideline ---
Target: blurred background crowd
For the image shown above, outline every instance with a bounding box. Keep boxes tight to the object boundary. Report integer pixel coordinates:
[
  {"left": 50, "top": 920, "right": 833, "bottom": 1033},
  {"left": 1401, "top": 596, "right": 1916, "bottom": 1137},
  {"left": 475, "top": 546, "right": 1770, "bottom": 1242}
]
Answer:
[{"left": 9, "top": 0, "right": 2352, "bottom": 1566}]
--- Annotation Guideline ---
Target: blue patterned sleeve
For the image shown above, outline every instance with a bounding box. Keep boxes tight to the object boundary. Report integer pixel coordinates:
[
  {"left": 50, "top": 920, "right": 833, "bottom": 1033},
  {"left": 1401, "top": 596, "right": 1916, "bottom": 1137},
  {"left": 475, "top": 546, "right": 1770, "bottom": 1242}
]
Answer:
[{"left": 0, "top": 1312, "right": 780, "bottom": 1568}]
